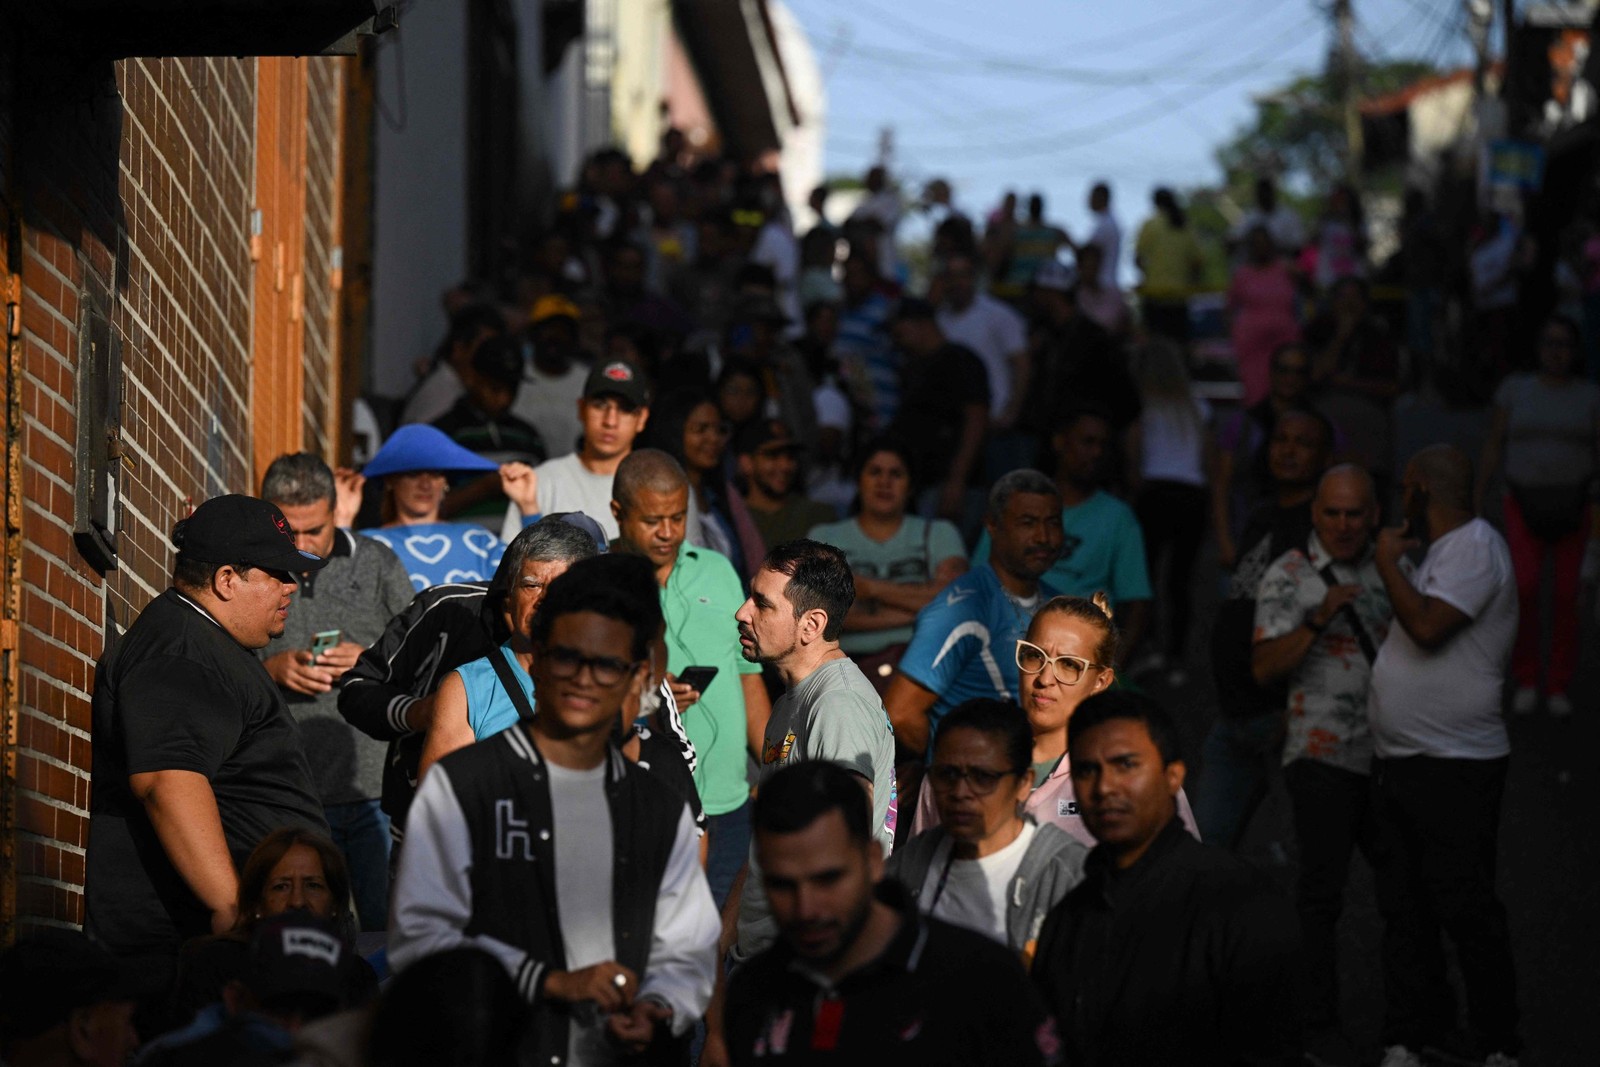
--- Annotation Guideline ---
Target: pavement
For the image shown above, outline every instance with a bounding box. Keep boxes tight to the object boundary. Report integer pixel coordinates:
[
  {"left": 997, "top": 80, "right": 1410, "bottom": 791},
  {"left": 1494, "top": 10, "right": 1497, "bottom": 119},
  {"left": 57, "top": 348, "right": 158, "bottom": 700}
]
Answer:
[{"left": 1138, "top": 392, "right": 1599, "bottom": 1066}]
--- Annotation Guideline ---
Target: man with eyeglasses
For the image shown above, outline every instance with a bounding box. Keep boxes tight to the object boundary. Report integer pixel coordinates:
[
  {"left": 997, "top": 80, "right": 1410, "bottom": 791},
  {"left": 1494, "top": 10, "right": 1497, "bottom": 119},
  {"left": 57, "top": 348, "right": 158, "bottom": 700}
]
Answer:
[
  {"left": 391, "top": 553, "right": 719, "bottom": 1065},
  {"left": 498, "top": 360, "right": 652, "bottom": 543},
  {"left": 1031, "top": 690, "right": 1301, "bottom": 1065}
]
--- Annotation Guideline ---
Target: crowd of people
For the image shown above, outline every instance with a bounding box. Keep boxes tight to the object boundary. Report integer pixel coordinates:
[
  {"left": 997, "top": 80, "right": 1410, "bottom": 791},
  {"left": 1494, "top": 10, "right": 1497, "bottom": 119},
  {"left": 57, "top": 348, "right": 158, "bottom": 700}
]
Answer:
[{"left": 5, "top": 134, "right": 1599, "bottom": 1067}]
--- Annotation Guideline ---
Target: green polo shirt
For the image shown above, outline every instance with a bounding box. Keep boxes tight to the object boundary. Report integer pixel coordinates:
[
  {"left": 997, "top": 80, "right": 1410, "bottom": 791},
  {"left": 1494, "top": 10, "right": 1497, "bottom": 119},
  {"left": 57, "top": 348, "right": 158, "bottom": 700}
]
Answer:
[{"left": 661, "top": 541, "right": 761, "bottom": 817}]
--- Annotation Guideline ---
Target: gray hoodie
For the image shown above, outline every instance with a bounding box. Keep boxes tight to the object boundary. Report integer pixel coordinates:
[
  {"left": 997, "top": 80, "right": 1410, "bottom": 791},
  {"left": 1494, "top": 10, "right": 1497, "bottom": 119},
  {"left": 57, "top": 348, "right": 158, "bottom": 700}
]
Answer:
[{"left": 885, "top": 818, "right": 1087, "bottom": 964}]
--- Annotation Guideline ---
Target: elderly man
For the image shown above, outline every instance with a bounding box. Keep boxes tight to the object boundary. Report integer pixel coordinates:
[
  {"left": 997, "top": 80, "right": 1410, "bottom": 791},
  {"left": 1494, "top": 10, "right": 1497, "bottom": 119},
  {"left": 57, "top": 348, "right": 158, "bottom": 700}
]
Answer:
[
  {"left": 86, "top": 496, "right": 328, "bottom": 983},
  {"left": 1368, "top": 446, "right": 1521, "bottom": 1066},
  {"left": 260, "top": 453, "right": 415, "bottom": 931},
  {"left": 611, "top": 449, "right": 770, "bottom": 909},
  {"left": 1251, "top": 464, "right": 1400, "bottom": 1046}
]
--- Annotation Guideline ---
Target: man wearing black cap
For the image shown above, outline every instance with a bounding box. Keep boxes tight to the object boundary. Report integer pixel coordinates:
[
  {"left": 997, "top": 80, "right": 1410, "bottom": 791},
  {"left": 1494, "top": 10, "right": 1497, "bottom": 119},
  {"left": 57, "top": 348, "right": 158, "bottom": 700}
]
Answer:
[
  {"left": 85, "top": 495, "right": 328, "bottom": 981},
  {"left": 0, "top": 930, "right": 140, "bottom": 1067},
  {"left": 736, "top": 419, "right": 834, "bottom": 550},
  {"left": 498, "top": 359, "right": 651, "bottom": 544}
]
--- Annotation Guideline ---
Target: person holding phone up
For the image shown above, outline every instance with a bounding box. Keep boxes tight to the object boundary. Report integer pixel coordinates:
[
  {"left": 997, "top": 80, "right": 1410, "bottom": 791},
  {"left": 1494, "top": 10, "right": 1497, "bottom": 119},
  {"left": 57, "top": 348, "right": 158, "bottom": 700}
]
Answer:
[{"left": 259, "top": 453, "right": 416, "bottom": 932}]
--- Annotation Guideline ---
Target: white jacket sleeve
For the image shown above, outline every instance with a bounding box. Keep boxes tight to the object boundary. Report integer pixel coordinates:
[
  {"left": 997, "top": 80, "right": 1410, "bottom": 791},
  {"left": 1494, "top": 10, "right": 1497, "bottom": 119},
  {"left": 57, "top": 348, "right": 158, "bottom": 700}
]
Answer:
[
  {"left": 637, "top": 805, "right": 720, "bottom": 1035},
  {"left": 388, "top": 766, "right": 548, "bottom": 1002}
]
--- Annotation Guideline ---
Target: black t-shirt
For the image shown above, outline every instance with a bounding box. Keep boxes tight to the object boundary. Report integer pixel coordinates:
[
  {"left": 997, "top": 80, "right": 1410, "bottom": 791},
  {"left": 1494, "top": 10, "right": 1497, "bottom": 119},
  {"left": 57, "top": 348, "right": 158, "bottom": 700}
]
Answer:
[
  {"left": 1209, "top": 500, "right": 1314, "bottom": 720},
  {"left": 891, "top": 342, "right": 992, "bottom": 490},
  {"left": 1022, "top": 316, "right": 1141, "bottom": 436},
  {"left": 726, "top": 897, "right": 1058, "bottom": 1066},
  {"left": 86, "top": 589, "right": 326, "bottom": 957}
]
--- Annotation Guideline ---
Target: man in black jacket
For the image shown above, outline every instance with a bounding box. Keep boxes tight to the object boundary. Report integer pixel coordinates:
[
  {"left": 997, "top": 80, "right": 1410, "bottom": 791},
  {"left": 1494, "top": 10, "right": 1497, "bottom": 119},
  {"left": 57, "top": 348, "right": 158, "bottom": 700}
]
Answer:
[
  {"left": 1032, "top": 691, "right": 1302, "bottom": 1066},
  {"left": 337, "top": 512, "right": 609, "bottom": 847},
  {"left": 389, "top": 553, "right": 718, "bottom": 1065}
]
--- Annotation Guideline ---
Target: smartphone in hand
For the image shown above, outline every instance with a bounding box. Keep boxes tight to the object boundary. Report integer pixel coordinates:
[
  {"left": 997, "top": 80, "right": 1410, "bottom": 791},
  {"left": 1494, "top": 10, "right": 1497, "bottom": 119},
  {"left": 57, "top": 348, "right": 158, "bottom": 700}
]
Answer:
[
  {"left": 676, "top": 665, "right": 719, "bottom": 693},
  {"left": 309, "top": 629, "right": 341, "bottom": 659}
]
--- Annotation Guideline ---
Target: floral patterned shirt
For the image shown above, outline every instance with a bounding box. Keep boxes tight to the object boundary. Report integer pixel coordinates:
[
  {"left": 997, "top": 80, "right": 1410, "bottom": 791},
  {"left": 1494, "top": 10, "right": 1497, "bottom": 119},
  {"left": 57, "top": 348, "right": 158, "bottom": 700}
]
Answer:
[{"left": 1253, "top": 534, "right": 1405, "bottom": 775}]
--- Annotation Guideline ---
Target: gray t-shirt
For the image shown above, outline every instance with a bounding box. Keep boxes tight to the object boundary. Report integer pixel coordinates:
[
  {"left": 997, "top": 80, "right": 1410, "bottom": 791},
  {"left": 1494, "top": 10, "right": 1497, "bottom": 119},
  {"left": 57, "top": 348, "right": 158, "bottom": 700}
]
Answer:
[
  {"left": 1495, "top": 373, "right": 1600, "bottom": 487},
  {"left": 549, "top": 762, "right": 614, "bottom": 1066},
  {"left": 499, "top": 452, "right": 620, "bottom": 543},
  {"left": 736, "top": 656, "right": 897, "bottom": 958}
]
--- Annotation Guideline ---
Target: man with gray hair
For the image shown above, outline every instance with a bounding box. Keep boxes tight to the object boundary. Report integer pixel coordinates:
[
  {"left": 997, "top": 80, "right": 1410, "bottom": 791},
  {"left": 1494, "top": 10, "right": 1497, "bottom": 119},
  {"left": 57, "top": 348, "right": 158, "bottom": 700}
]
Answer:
[
  {"left": 611, "top": 449, "right": 769, "bottom": 910},
  {"left": 885, "top": 469, "right": 1065, "bottom": 758},
  {"left": 261, "top": 452, "right": 415, "bottom": 931},
  {"left": 337, "top": 512, "right": 610, "bottom": 863}
]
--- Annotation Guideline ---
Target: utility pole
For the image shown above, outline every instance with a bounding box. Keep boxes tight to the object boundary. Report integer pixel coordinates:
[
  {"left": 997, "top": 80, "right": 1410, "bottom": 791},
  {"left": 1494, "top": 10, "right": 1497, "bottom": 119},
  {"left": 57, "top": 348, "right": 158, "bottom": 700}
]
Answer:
[
  {"left": 1332, "top": 0, "right": 1364, "bottom": 175},
  {"left": 1466, "top": 0, "right": 1492, "bottom": 95}
]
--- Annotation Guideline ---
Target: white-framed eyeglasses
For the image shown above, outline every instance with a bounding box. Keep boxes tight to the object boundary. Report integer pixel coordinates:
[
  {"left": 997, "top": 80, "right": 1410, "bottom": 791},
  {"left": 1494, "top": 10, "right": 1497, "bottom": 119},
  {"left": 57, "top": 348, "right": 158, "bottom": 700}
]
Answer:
[{"left": 1015, "top": 640, "right": 1103, "bottom": 685}]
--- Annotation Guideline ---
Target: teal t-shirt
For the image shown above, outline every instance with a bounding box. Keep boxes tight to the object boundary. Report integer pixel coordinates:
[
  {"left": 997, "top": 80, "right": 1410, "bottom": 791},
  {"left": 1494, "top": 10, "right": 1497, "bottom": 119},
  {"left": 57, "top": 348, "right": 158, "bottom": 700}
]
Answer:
[
  {"left": 807, "top": 516, "right": 968, "bottom": 655},
  {"left": 973, "top": 490, "right": 1152, "bottom": 604},
  {"left": 661, "top": 542, "right": 763, "bottom": 817}
]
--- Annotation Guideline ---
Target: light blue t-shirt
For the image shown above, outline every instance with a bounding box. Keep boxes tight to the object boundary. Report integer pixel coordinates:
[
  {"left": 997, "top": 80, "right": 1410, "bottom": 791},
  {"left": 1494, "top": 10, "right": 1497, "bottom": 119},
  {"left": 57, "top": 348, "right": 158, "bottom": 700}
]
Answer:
[
  {"left": 972, "top": 491, "right": 1151, "bottom": 604},
  {"left": 807, "top": 516, "right": 968, "bottom": 655},
  {"left": 897, "top": 565, "right": 1060, "bottom": 746},
  {"left": 362, "top": 521, "right": 506, "bottom": 592},
  {"left": 455, "top": 643, "right": 532, "bottom": 740}
]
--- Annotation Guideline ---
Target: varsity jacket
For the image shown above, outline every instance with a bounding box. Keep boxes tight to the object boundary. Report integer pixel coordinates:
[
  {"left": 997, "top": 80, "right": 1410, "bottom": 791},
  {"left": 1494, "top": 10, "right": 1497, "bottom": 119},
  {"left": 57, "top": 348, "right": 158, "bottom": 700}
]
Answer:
[
  {"left": 885, "top": 819, "right": 1087, "bottom": 966},
  {"left": 389, "top": 725, "right": 719, "bottom": 1065},
  {"left": 337, "top": 581, "right": 500, "bottom": 833}
]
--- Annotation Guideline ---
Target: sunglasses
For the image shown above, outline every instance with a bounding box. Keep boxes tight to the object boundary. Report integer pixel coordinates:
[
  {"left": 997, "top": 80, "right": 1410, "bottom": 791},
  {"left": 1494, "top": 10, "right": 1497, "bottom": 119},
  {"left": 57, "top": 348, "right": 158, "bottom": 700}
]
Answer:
[{"left": 1015, "top": 640, "right": 1103, "bottom": 685}]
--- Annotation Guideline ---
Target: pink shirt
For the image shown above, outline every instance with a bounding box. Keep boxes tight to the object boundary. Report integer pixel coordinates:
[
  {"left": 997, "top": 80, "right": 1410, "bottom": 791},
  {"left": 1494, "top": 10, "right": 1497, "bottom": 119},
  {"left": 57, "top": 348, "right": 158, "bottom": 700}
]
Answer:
[{"left": 909, "top": 758, "right": 1201, "bottom": 846}]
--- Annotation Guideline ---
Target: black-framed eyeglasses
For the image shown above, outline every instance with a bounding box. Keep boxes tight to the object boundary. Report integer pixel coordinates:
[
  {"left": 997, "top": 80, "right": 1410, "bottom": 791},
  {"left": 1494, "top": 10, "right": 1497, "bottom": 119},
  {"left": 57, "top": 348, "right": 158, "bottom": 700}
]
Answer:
[
  {"left": 541, "top": 645, "right": 640, "bottom": 687},
  {"left": 927, "top": 764, "right": 1019, "bottom": 795},
  {"left": 1016, "top": 640, "right": 1103, "bottom": 685}
]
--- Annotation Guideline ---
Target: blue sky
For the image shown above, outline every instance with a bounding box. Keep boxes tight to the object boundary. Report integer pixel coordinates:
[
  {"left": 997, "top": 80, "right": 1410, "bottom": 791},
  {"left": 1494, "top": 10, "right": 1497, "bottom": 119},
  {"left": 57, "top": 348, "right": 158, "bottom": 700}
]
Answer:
[{"left": 787, "top": 0, "right": 1482, "bottom": 250}]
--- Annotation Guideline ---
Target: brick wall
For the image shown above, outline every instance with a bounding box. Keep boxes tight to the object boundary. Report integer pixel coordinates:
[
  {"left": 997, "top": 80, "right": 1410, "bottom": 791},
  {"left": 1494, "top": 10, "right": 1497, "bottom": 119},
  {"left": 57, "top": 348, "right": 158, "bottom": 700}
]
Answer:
[{"left": 2, "top": 50, "right": 349, "bottom": 934}]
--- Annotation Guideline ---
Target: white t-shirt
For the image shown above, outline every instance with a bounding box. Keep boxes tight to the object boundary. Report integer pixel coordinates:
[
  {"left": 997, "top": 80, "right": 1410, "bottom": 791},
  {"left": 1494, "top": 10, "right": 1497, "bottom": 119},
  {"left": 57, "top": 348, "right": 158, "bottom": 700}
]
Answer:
[
  {"left": 400, "top": 363, "right": 464, "bottom": 427},
  {"left": 1369, "top": 518, "right": 1516, "bottom": 760},
  {"left": 918, "top": 822, "right": 1035, "bottom": 945},
  {"left": 548, "top": 762, "right": 615, "bottom": 1066},
  {"left": 1089, "top": 210, "right": 1121, "bottom": 287},
  {"left": 498, "top": 452, "right": 620, "bottom": 543},
  {"left": 937, "top": 294, "right": 1028, "bottom": 419},
  {"left": 1139, "top": 396, "right": 1211, "bottom": 487},
  {"left": 510, "top": 359, "right": 587, "bottom": 458}
]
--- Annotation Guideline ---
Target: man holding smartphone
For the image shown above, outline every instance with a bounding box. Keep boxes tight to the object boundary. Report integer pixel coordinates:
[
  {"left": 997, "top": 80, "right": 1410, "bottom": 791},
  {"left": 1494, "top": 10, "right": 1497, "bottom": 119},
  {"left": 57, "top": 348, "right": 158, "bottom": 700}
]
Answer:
[
  {"left": 611, "top": 449, "right": 770, "bottom": 910},
  {"left": 260, "top": 453, "right": 416, "bottom": 931}
]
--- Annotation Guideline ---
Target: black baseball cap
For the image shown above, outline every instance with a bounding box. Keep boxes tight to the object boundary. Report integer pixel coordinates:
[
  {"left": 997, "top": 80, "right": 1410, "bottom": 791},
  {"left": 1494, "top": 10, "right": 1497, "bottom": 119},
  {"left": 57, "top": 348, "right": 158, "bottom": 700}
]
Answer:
[
  {"left": 735, "top": 418, "right": 803, "bottom": 457},
  {"left": 0, "top": 929, "right": 141, "bottom": 1042},
  {"left": 582, "top": 360, "right": 650, "bottom": 408},
  {"left": 245, "top": 911, "right": 351, "bottom": 1015},
  {"left": 171, "top": 494, "right": 330, "bottom": 575}
]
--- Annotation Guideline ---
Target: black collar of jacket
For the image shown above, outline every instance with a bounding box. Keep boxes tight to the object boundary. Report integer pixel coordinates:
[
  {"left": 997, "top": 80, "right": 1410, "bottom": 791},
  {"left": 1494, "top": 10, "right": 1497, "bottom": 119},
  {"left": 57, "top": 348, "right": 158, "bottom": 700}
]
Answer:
[{"left": 1084, "top": 815, "right": 1191, "bottom": 902}]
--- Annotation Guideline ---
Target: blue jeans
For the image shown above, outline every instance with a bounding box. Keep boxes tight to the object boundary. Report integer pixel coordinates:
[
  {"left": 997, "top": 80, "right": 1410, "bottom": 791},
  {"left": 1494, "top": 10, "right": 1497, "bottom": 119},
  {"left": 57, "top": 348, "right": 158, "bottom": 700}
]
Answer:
[
  {"left": 325, "top": 799, "right": 392, "bottom": 932},
  {"left": 704, "top": 799, "right": 751, "bottom": 911},
  {"left": 1191, "top": 712, "right": 1283, "bottom": 849}
]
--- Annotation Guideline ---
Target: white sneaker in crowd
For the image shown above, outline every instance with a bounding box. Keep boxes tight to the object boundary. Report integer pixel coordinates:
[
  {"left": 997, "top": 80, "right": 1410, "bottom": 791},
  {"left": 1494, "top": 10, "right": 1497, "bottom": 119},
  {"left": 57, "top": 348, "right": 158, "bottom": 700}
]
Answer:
[
  {"left": 1548, "top": 693, "right": 1572, "bottom": 717},
  {"left": 1511, "top": 687, "right": 1538, "bottom": 715},
  {"left": 1378, "top": 1046, "right": 1426, "bottom": 1067}
]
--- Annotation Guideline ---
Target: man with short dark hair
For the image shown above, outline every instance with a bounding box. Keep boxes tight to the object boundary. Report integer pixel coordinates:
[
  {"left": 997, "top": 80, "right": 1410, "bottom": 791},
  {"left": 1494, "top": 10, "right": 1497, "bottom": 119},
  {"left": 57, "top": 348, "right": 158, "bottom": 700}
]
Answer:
[
  {"left": 722, "top": 761, "right": 1060, "bottom": 1066},
  {"left": 731, "top": 540, "right": 898, "bottom": 960},
  {"left": 498, "top": 359, "right": 652, "bottom": 542},
  {"left": 86, "top": 496, "right": 328, "bottom": 979},
  {"left": 612, "top": 449, "right": 771, "bottom": 908},
  {"left": 1032, "top": 691, "right": 1301, "bottom": 1065},
  {"left": 886, "top": 470, "right": 1064, "bottom": 758},
  {"left": 735, "top": 419, "right": 833, "bottom": 549},
  {"left": 1367, "top": 445, "right": 1521, "bottom": 1066},
  {"left": 391, "top": 553, "right": 719, "bottom": 1065},
  {"left": 260, "top": 453, "right": 415, "bottom": 931}
]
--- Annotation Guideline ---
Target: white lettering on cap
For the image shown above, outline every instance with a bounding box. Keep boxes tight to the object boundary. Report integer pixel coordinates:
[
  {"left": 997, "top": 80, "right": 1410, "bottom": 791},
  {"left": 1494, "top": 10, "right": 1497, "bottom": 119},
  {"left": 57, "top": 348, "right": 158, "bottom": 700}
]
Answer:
[{"left": 282, "top": 928, "right": 341, "bottom": 967}]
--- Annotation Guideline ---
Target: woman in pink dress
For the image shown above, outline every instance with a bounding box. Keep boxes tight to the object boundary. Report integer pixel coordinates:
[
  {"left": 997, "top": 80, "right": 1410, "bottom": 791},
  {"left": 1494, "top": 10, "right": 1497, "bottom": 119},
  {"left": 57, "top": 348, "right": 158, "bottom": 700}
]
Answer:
[{"left": 1228, "top": 225, "right": 1302, "bottom": 405}]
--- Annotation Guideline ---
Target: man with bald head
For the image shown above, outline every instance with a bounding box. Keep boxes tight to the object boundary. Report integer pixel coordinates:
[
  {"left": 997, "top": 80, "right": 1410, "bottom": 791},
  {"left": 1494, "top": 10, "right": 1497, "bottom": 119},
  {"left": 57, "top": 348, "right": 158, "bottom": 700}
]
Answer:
[
  {"left": 612, "top": 449, "right": 771, "bottom": 908},
  {"left": 1250, "top": 463, "right": 1400, "bottom": 1046},
  {"left": 1367, "top": 444, "right": 1521, "bottom": 1064}
]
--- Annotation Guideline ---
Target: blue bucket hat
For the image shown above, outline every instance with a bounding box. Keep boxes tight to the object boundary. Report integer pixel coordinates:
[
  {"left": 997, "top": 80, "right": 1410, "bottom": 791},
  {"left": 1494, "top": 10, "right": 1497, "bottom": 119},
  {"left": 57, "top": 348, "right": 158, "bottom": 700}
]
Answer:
[{"left": 362, "top": 425, "right": 501, "bottom": 479}]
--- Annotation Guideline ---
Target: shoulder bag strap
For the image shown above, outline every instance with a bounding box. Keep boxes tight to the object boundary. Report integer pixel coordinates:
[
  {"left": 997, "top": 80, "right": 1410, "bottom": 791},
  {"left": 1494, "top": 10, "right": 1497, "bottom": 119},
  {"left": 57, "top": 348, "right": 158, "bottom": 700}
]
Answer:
[
  {"left": 1316, "top": 562, "right": 1378, "bottom": 664},
  {"left": 487, "top": 648, "right": 540, "bottom": 721}
]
